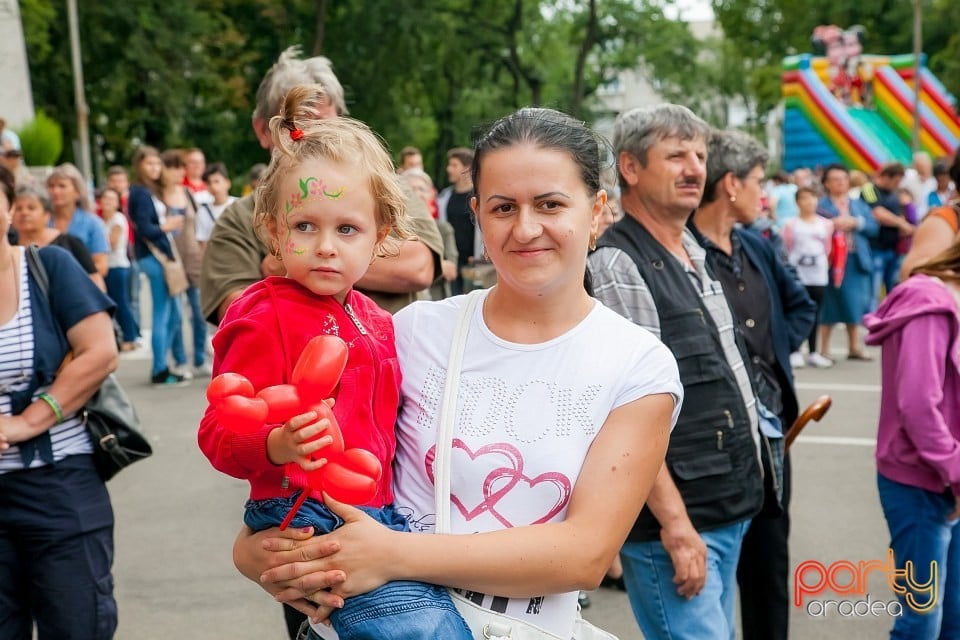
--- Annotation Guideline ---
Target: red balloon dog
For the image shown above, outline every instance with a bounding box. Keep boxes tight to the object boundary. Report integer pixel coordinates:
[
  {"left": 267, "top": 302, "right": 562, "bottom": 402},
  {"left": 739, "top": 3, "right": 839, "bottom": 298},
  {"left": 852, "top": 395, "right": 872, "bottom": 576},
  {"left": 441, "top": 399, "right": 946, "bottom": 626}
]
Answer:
[{"left": 206, "top": 335, "right": 382, "bottom": 529}]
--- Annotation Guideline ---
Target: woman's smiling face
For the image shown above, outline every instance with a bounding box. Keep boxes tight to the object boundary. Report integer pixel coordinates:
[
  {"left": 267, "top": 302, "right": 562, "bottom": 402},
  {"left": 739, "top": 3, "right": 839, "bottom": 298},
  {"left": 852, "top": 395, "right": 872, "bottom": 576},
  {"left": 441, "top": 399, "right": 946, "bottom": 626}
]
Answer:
[{"left": 471, "top": 142, "right": 603, "bottom": 297}]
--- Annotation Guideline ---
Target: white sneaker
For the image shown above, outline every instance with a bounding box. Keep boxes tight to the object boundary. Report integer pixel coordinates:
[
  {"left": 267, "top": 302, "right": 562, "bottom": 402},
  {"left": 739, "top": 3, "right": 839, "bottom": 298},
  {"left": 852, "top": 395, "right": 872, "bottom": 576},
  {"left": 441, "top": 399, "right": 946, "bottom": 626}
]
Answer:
[
  {"left": 807, "top": 352, "right": 834, "bottom": 368},
  {"left": 789, "top": 352, "right": 805, "bottom": 369},
  {"left": 194, "top": 362, "right": 213, "bottom": 378},
  {"left": 170, "top": 364, "right": 194, "bottom": 380}
]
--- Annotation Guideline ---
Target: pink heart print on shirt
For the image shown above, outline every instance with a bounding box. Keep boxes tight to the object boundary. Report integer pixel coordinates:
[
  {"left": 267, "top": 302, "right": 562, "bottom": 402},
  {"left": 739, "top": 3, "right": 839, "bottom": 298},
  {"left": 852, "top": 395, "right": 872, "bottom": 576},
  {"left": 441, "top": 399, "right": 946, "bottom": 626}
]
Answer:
[{"left": 426, "top": 439, "right": 572, "bottom": 527}]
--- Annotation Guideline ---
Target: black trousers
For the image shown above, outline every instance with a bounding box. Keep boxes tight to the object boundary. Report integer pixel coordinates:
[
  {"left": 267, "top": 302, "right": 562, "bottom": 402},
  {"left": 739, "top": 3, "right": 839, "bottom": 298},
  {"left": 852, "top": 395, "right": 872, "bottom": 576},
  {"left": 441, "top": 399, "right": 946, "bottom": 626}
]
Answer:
[
  {"left": 804, "top": 285, "right": 826, "bottom": 352},
  {"left": 0, "top": 455, "right": 116, "bottom": 640},
  {"left": 737, "top": 452, "right": 792, "bottom": 640},
  {"left": 284, "top": 604, "right": 307, "bottom": 640}
]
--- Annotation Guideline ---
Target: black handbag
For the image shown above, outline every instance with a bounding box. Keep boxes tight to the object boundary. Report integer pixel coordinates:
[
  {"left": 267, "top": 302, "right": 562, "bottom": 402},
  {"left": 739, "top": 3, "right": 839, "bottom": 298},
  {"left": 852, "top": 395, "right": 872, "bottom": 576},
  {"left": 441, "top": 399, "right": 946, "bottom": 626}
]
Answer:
[
  {"left": 82, "top": 374, "right": 152, "bottom": 480},
  {"left": 25, "top": 245, "right": 153, "bottom": 480}
]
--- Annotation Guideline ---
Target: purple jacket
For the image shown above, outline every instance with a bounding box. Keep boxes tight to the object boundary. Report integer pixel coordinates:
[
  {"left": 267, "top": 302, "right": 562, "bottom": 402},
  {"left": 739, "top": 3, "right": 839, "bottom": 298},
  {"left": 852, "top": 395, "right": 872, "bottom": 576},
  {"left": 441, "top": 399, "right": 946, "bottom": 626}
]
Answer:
[{"left": 864, "top": 275, "right": 960, "bottom": 496}]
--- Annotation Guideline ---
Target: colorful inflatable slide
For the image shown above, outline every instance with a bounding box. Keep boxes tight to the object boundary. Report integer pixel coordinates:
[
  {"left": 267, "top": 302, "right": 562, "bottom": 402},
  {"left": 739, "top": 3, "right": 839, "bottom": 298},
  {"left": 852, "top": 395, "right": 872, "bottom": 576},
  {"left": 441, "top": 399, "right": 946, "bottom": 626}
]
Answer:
[{"left": 782, "top": 54, "right": 960, "bottom": 171}]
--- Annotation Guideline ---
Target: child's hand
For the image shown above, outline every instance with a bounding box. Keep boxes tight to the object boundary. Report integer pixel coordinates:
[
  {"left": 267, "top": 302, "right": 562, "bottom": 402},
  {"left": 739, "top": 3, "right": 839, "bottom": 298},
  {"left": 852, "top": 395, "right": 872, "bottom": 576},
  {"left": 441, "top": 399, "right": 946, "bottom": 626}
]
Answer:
[{"left": 266, "top": 411, "right": 334, "bottom": 470}]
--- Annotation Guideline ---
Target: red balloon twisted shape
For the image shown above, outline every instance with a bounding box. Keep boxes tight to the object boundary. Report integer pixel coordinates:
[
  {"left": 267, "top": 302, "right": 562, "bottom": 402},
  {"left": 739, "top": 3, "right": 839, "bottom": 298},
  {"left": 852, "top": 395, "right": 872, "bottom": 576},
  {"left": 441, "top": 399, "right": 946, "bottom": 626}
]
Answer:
[{"left": 206, "top": 335, "right": 382, "bottom": 529}]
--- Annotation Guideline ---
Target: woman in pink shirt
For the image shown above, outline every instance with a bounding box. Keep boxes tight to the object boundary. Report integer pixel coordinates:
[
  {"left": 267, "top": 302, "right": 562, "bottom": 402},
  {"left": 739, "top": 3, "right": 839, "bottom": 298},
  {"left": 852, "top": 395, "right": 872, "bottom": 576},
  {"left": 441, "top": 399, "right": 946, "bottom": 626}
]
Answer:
[{"left": 864, "top": 239, "right": 960, "bottom": 639}]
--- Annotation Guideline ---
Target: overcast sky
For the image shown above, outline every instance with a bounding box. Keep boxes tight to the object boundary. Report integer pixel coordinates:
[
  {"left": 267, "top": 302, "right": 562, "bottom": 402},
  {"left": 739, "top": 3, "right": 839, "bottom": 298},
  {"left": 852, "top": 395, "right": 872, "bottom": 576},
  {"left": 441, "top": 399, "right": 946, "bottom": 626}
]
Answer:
[{"left": 664, "top": 0, "right": 715, "bottom": 22}]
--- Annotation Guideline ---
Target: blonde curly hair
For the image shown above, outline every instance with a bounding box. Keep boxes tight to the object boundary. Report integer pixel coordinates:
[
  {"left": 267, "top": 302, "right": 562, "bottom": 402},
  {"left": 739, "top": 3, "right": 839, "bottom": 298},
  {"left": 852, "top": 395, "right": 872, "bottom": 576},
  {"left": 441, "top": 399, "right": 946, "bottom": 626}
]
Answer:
[{"left": 253, "top": 84, "right": 412, "bottom": 258}]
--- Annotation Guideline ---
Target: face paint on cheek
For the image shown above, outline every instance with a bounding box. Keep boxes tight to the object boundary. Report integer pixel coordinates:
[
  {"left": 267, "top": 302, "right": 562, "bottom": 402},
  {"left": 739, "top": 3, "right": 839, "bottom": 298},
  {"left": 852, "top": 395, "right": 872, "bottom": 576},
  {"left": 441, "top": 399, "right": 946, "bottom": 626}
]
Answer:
[{"left": 285, "top": 239, "right": 306, "bottom": 256}]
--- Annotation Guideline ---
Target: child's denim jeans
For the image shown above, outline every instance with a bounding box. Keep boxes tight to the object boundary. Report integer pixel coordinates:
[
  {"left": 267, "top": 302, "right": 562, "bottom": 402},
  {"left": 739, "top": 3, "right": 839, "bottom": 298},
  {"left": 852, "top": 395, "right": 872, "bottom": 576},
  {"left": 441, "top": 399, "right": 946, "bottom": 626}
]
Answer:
[{"left": 244, "top": 495, "right": 471, "bottom": 640}]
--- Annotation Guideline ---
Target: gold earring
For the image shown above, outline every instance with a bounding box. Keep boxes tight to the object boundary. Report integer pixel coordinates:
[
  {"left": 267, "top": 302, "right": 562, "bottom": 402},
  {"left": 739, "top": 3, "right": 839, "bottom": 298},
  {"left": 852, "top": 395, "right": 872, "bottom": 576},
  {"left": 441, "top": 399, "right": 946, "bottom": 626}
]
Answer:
[{"left": 589, "top": 233, "right": 598, "bottom": 251}]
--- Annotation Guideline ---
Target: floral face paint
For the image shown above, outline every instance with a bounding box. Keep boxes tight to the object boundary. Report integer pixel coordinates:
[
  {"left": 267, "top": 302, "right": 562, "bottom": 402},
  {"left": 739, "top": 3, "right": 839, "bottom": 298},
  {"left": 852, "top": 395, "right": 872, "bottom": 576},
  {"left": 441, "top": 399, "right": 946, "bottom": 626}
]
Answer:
[
  {"left": 273, "top": 157, "right": 379, "bottom": 303},
  {"left": 286, "top": 176, "right": 348, "bottom": 214},
  {"left": 285, "top": 239, "right": 306, "bottom": 256}
]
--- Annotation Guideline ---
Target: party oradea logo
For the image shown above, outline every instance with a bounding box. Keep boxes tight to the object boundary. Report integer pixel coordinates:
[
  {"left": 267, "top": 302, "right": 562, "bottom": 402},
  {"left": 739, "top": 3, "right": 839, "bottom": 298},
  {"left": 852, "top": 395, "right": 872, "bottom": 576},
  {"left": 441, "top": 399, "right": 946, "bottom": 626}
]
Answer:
[{"left": 794, "top": 549, "right": 937, "bottom": 618}]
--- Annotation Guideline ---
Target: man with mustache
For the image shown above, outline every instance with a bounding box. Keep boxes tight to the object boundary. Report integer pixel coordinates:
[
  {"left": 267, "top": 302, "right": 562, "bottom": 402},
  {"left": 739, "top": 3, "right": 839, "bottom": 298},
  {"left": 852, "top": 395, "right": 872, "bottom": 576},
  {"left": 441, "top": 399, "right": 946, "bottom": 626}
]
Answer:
[{"left": 588, "top": 104, "right": 764, "bottom": 640}]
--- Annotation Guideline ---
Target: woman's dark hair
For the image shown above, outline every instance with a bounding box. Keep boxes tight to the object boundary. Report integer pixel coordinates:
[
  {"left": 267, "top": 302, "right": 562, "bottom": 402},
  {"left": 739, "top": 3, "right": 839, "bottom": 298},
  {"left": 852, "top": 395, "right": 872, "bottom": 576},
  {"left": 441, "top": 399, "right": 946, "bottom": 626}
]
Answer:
[
  {"left": 0, "top": 165, "right": 13, "bottom": 206},
  {"left": 161, "top": 149, "right": 185, "bottom": 169},
  {"left": 820, "top": 163, "right": 849, "bottom": 185},
  {"left": 471, "top": 108, "right": 604, "bottom": 197},
  {"left": 132, "top": 145, "right": 162, "bottom": 196},
  {"left": 472, "top": 108, "right": 606, "bottom": 296}
]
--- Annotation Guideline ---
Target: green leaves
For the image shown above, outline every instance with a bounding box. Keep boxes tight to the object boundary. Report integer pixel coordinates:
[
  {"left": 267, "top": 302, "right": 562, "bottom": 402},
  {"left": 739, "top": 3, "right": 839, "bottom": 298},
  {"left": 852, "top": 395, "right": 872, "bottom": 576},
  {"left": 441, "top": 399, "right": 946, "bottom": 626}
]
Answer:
[{"left": 32, "top": 0, "right": 953, "bottom": 185}]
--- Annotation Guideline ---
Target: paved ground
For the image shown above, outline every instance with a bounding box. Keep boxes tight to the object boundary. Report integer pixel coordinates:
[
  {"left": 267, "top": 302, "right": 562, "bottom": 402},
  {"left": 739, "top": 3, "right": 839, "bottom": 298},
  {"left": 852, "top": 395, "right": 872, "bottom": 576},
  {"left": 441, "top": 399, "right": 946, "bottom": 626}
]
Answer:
[{"left": 109, "top": 332, "right": 896, "bottom": 639}]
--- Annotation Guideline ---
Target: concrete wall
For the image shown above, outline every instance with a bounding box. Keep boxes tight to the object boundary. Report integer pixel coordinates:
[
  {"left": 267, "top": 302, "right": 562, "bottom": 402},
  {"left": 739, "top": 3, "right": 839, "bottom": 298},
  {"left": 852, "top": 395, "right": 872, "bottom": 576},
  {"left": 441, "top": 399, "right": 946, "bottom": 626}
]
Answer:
[{"left": 0, "top": 0, "right": 35, "bottom": 129}]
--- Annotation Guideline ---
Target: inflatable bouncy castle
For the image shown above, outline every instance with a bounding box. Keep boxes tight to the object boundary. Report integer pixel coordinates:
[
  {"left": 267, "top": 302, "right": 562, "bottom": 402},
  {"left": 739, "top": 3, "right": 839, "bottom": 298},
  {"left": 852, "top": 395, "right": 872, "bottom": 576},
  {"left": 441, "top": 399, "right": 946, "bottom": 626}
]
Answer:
[{"left": 782, "top": 25, "right": 960, "bottom": 171}]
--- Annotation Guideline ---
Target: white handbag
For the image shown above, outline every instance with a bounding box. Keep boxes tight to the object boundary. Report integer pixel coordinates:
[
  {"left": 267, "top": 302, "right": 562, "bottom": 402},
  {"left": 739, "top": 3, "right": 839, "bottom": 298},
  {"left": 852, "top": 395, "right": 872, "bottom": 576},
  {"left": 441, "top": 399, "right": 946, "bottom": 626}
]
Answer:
[{"left": 434, "top": 291, "right": 618, "bottom": 640}]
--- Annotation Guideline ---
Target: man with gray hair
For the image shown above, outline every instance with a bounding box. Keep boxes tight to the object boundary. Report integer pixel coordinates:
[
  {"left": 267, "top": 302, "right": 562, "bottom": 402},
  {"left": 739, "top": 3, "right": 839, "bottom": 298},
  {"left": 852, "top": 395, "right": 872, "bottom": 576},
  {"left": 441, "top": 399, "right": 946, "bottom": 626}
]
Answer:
[
  {"left": 201, "top": 46, "right": 442, "bottom": 324},
  {"left": 588, "top": 104, "right": 764, "bottom": 639}
]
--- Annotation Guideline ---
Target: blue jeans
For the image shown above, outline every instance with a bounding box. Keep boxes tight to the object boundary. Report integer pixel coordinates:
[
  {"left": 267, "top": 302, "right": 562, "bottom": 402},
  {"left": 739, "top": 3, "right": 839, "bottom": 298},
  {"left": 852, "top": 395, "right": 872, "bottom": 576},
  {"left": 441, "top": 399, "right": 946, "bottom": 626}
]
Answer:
[
  {"left": 170, "top": 285, "right": 206, "bottom": 367},
  {"left": 873, "top": 249, "right": 902, "bottom": 306},
  {"left": 620, "top": 519, "right": 751, "bottom": 640},
  {"left": 245, "top": 496, "right": 471, "bottom": 640},
  {"left": 877, "top": 473, "right": 960, "bottom": 639},
  {"left": 105, "top": 267, "right": 139, "bottom": 343},
  {"left": 138, "top": 255, "right": 182, "bottom": 376},
  {"left": 128, "top": 259, "right": 142, "bottom": 328}
]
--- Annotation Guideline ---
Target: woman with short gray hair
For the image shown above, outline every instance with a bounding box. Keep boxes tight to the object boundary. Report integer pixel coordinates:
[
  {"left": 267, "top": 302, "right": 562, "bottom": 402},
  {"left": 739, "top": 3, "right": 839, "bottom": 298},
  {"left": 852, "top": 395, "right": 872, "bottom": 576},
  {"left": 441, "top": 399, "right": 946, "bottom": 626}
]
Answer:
[{"left": 689, "top": 128, "right": 815, "bottom": 640}]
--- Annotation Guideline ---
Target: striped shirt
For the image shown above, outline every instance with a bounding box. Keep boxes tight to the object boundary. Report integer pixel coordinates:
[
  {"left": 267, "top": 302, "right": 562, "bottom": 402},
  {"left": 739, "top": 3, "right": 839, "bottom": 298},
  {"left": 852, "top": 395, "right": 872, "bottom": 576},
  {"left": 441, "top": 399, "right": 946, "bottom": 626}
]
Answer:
[
  {"left": 588, "top": 228, "right": 760, "bottom": 452},
  {"left": 0, "top": 248, "right": 91, "bottom": 474}
]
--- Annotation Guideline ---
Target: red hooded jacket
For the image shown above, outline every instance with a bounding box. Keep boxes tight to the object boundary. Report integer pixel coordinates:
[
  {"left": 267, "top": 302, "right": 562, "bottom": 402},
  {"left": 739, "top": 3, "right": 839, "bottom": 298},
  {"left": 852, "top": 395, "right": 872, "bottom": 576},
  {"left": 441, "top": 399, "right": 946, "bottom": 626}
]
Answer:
[{"left": 198, "top": 277, "right": 400, "bottom": 506}]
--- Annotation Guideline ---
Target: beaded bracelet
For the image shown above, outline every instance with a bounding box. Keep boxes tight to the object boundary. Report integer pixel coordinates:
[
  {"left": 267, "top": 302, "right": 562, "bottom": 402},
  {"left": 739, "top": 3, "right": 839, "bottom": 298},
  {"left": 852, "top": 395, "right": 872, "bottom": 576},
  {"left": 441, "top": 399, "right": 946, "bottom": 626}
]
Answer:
[{"left": 38, "top": 393, "right": 64, "bottom": 424}]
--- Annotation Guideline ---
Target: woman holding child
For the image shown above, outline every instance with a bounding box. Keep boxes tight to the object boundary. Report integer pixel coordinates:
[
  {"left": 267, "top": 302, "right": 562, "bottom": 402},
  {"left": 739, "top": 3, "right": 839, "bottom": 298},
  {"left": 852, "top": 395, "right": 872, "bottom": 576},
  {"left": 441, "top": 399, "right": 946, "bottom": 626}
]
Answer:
[{"left": 229, "top": 105, "right": 682, "bottom": 639}]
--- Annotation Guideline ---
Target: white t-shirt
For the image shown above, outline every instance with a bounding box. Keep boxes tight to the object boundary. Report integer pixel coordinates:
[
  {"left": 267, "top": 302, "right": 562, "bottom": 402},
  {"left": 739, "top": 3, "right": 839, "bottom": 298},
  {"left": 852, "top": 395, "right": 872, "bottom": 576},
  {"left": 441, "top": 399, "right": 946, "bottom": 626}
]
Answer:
[
  {"left": 902, "top": 169, "right": 937, "bottom": 220},
  {"left": 784, "top": 216, "right": 832, "bottom": 287},
  {"left": 194, "top": 197, "right": 236, "bottom": 242},
  {"left": 104, "top": 212, "right": 130, "bottom": 269},
  {"left": 390, "top": 290, "right": 682, "bottom": 637}
]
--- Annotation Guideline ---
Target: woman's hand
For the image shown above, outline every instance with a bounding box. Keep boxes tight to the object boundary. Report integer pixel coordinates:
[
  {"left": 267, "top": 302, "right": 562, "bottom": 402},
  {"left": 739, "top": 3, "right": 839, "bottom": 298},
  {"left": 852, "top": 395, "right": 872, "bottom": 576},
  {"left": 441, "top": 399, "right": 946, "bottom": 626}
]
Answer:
[
  {"left": 234, "top": 525, "right": 346, "bottom": 620},
  {"left": 949, "top": 496, "right": 960, "bottom": 522},
  {"left": 833, "top": 216, "right": 858, "bottom": 232},
  {"left": 441, "top": 259, "right": 458, "bottom": 282},
  {"left": 0, "top": 415, "right": 41, "bottom": 445},
  {"left": 161, "top": 215, "right": 185, "bottom": 233},
  {"left": 264, "top": 497, "right": 399, "bottom": 605}
]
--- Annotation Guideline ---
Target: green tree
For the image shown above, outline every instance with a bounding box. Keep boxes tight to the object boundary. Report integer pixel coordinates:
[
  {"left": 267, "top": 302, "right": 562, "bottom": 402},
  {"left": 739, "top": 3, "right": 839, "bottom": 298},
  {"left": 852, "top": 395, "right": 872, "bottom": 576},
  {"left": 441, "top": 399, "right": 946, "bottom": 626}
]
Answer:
[{"left": 20, "top": 0, "right": 755, "bottom": 188}]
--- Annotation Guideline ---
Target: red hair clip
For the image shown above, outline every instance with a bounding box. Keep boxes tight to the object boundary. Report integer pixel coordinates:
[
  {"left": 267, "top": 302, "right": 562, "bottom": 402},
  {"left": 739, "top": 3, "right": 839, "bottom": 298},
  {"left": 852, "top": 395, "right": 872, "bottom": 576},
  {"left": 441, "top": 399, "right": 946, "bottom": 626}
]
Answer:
[{"left": 290, "top": 128, "right": 304, "bottom": 141}]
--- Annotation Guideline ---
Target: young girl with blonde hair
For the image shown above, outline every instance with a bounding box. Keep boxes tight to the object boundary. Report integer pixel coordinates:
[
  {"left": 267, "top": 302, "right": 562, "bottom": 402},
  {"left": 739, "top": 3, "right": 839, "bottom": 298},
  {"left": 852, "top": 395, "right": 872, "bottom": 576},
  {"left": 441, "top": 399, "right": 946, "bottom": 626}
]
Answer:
[{"left": 198, "top": 85, "right": 471, "bottom": 640}]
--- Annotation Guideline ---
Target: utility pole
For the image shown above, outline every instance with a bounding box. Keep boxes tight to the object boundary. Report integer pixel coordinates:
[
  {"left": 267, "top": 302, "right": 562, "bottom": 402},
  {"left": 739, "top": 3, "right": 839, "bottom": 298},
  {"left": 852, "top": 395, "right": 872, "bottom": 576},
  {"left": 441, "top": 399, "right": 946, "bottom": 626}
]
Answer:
[
  {"left": 67, "top": 0, "right": 92, "bottom": 182},
  {"left": 911, "top": 0, "right": 922, "bottom": 152}
]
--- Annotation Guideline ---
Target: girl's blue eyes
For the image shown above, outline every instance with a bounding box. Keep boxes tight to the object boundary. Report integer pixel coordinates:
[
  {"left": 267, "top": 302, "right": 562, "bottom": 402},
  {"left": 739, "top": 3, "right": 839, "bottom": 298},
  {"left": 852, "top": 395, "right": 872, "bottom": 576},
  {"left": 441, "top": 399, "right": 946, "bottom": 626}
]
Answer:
[{"left": 292, "top": 222, "right": 357, "bottom": 234}]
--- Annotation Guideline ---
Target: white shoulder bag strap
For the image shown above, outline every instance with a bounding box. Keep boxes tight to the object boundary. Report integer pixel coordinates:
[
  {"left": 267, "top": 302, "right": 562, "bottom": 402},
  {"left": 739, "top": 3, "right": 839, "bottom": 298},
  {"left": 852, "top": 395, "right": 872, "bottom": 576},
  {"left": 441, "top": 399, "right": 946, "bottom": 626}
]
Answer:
[
  {"left": 434, "top": 290, "right": 484, "bottom": 534},
  {"left": 432, "top": 291, "right": 618, "bottom": 640}
]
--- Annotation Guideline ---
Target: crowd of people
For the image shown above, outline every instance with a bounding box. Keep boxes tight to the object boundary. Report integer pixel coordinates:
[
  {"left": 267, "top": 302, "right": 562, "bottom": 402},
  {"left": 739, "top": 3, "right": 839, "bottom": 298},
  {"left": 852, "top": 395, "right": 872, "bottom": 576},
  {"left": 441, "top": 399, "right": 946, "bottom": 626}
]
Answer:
[{"left": 1, "top": 42, "right": 958, "bottom": 640}]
